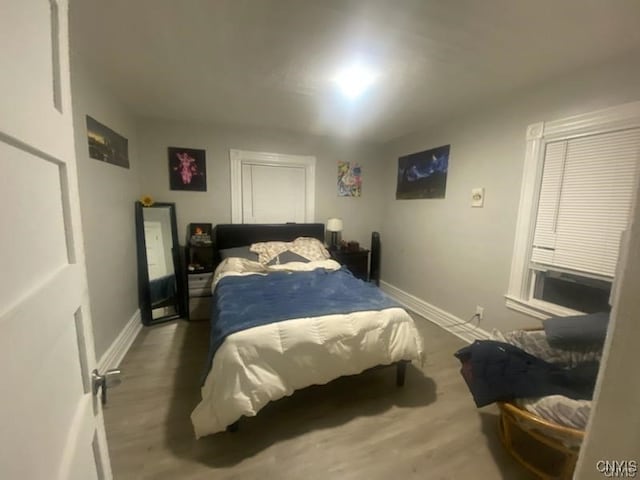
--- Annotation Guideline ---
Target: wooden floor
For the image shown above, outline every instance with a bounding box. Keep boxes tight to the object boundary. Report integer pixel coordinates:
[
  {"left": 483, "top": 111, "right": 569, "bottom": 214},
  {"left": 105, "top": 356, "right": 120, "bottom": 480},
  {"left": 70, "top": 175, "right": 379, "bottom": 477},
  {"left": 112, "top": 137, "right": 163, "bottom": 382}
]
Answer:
[{"left": 104, "top": 314, "right": 535, "bottom": 479}]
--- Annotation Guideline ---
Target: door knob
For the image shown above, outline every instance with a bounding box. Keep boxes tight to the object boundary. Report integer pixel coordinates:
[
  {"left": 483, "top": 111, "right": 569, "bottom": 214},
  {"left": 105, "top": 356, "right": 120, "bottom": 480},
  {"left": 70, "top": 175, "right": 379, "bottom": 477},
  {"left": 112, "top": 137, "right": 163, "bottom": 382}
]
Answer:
[{"left": 91, "top": 369, "right": 122, "bottom": 405}]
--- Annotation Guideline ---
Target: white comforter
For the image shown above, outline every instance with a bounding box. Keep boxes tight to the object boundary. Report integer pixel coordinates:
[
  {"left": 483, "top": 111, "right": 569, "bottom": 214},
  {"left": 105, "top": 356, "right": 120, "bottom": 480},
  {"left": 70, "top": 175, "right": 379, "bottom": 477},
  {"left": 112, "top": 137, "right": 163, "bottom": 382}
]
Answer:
[{"left": 191, "top": 258, "right": 425, "bottom": 438}]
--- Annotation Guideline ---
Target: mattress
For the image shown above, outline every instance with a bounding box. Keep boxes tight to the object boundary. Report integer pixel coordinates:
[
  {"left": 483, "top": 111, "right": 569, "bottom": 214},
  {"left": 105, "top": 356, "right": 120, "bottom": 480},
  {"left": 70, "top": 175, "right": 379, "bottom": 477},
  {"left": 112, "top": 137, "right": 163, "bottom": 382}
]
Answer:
[{"left": 191, "top": 258, "right": 424, "bottom": 438}]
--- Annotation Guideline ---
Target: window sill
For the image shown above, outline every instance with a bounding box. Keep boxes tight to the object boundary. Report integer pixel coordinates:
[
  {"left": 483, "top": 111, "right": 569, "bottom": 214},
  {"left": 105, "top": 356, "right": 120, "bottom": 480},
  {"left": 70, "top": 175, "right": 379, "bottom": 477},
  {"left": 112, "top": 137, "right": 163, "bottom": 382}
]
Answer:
[{"left": 505, "top": 295, "right": 584, "bottom": 320}]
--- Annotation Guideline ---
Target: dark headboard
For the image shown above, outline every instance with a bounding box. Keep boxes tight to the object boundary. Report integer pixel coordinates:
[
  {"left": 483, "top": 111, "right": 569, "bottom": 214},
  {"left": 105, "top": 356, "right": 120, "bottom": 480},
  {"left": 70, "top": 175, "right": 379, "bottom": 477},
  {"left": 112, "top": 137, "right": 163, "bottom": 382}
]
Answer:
[{"left": 214, "top": 223, "right": 325, "bottom": 251}]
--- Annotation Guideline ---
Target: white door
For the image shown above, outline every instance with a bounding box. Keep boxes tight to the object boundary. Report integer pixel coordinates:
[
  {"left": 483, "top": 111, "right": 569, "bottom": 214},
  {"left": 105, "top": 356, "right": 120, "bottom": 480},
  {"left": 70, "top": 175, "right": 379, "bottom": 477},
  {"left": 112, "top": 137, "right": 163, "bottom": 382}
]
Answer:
[
  {"left": 241, "top": 163, "right": 307, "bottom": 223},
  {"left": 0, "top": 2, "right": 111, "bottom": 479}
]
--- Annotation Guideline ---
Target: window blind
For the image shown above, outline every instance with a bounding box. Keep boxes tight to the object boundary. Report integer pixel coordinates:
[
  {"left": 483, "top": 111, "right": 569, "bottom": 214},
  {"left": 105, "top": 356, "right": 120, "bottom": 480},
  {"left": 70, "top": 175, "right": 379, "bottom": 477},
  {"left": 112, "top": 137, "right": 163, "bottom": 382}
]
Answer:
[{"left": 531, "top": 128, "right": 640, "bottom": 278}]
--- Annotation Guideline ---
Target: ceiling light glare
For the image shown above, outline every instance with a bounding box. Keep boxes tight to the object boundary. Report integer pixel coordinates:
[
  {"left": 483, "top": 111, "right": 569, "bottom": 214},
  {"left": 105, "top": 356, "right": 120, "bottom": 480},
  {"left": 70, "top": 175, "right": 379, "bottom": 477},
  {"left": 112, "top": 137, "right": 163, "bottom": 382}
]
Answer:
[{"left": 333, "top": 63, "right": 378, "bottom": 100}]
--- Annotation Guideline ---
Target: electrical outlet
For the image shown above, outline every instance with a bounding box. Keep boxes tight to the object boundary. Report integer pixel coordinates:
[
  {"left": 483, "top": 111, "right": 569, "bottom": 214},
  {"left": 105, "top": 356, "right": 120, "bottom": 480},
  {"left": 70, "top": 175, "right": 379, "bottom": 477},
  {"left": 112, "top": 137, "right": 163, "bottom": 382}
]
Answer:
[{"left": 476, "top": 306, "right": 484, "bottom": 321}]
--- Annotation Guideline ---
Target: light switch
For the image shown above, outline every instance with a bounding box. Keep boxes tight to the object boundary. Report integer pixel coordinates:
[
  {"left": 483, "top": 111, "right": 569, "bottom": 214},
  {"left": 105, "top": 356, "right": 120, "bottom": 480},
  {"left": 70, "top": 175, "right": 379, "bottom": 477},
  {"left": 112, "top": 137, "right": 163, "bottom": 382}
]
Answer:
[{"left": 471, "top": 187, "right": 484, "bottom": 207}]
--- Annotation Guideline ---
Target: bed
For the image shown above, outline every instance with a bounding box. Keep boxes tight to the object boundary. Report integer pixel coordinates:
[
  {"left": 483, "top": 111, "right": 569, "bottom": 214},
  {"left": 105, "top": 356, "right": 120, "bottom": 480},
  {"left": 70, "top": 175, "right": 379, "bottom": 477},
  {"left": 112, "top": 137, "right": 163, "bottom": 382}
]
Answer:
[{"left": 190, "top": 223, "right": 425, "bottom": 438}]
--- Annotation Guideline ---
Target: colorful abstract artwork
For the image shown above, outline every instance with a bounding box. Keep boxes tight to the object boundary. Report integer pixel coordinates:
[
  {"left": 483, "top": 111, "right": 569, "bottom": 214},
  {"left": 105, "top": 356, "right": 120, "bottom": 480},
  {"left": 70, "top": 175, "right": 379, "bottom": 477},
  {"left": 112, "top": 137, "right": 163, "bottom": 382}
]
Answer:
[
  {"left": 396, "top": 144, "right": 450, "bottom": 199},
  {"left": 337, "top": 161, "right": 362, "bottom": 197},
  {"left": 168, "top": 147, "right": 207, "bottom": 191}
]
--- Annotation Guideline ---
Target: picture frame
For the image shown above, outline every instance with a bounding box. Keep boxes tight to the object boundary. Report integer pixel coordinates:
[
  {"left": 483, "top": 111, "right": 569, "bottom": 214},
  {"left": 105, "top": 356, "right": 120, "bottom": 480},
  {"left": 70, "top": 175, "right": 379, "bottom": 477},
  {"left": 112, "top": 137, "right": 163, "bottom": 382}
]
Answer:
[
  {"left": 168, "top": 147, "right": 207, "bottom": 191},
  {"left": 396, "top": 144, "right": 450, "bottom": 199},
  {"left": 86, "top": 115, "right": 129, "bottom": 169},
  {"left": 337, "top": 161, "right": 362, "bottom": 197},
  {"left": 188, "top": 223, "right": 212, "bottom": 246}
]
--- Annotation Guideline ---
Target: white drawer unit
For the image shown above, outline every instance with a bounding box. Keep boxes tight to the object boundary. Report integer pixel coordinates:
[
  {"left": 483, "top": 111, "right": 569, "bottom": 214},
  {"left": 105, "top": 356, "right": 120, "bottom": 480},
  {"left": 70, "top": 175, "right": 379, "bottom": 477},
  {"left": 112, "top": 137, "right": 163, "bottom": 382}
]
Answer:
[
  {"left": 187, "top": 271, "right": 214, "bottom": 321},
  {"left": 188, "top": 272, "right": 214, "bottom": 297}
]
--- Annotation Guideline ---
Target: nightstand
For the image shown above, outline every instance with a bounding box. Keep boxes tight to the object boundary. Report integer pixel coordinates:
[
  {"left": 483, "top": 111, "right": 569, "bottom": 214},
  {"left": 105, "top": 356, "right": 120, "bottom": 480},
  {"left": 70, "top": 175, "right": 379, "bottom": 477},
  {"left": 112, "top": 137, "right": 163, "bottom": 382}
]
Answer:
[
  {"left": 187, "top": 271, "right": 214, "bottom": 320},
  {"left": 186, "top": 242, "right": 215, "bottom": 321},
  {"left": 331, "top": 248, "right": 370, "bottom": 281}
]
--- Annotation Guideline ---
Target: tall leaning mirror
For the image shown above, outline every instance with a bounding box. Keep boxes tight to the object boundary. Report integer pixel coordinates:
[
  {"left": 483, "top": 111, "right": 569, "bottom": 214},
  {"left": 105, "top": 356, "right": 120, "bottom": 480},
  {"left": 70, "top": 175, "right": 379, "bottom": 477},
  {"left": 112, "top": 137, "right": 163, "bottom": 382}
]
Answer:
[{"left": 135, "top": 201, "right": 184, "bottom": 325}]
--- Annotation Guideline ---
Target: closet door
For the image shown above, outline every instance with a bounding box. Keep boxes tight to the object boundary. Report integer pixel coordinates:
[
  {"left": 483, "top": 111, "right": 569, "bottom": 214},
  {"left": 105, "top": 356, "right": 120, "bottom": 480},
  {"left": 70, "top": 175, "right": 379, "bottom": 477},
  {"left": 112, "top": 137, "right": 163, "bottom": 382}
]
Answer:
[
  {"left": 230, "top": 149, "right": 316, "bottom": 224},
  {"left": 241, "top": 163, "right": 307, "bottom": 223}
]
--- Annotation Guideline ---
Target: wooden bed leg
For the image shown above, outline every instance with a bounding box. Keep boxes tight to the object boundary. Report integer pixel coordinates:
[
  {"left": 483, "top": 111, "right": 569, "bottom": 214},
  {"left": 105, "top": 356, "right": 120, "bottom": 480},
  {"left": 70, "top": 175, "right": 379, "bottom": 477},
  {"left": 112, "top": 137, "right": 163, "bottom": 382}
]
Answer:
[
  {"left": 396, "top": 361, "right": 407, "bottom": 387},
  {"left": 226, "top": 420, "right": 239, "bottom": 433}
]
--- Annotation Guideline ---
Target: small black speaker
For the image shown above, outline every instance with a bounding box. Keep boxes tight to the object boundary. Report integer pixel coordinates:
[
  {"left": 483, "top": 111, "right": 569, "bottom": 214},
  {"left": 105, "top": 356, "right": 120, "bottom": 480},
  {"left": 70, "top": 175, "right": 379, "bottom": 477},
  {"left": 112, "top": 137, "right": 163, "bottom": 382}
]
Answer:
[{"left": 370, "top": 231, "right": 381, "bottom": 286}]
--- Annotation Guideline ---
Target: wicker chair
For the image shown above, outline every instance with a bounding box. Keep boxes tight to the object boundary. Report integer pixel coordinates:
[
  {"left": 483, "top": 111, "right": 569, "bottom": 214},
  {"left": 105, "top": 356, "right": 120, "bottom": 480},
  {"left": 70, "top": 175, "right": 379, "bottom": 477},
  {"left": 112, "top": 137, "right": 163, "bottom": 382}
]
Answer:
[
  {"left": 497, "top": 400, "right": 584, "bottom": 479},
  {"left": 494, "top": 327, "right": 597, "bottom": 479}
]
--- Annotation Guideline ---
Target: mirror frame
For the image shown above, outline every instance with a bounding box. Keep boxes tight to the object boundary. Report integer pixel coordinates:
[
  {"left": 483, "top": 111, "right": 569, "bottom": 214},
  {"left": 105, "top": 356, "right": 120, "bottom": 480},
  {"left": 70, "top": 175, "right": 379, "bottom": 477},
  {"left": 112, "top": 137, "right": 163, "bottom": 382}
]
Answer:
[{"left": 135, "top": 201, "right": 185, "bottom": 325}]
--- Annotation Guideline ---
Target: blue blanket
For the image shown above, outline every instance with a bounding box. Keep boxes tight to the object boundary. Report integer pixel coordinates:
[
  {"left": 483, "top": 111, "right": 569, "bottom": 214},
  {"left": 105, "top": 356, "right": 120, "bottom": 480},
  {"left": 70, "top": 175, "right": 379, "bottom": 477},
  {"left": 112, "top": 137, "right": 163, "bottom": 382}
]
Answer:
[{"left": 202, "top": 267, "right": 399, "bottom": 384}]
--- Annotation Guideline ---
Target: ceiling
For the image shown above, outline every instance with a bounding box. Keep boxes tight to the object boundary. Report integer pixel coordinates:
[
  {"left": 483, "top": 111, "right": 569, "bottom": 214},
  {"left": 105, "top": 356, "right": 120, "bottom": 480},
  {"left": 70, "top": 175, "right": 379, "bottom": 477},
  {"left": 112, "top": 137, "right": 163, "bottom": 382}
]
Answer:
[{"left": 70, "top": 0, "right": 640, "bottom": 142}]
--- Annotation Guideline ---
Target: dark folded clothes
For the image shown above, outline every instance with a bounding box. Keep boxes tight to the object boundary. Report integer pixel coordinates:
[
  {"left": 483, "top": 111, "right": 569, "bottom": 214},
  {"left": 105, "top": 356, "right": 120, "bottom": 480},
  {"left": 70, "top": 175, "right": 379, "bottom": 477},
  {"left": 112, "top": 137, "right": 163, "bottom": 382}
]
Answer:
[{"left": 454, "top": 340, "right": 599, "bottom": 408}]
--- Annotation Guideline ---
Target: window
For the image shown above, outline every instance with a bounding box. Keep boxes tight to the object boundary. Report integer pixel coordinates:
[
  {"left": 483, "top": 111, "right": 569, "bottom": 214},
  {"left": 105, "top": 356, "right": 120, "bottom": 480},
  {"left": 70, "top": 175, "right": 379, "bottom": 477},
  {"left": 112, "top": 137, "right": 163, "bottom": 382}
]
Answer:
[
  {"left": 506, "top": 102, "right": 640, "bottom": 319},
  {"left": 532, "top": 270, "right": 611, "bottom": 314}
]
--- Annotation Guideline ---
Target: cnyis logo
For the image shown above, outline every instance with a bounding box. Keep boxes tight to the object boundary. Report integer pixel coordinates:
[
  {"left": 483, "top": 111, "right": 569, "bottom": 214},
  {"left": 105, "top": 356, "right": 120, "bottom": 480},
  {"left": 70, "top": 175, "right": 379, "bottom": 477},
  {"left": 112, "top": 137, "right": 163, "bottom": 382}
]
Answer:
[{"left": 596, "top": 460, "right": 638, "bottom": 478}]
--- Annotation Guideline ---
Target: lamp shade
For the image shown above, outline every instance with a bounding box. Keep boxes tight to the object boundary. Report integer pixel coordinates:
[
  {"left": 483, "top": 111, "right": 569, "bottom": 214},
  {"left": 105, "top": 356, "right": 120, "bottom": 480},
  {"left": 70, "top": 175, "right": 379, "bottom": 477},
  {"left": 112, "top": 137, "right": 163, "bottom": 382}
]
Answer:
[{"left": 326, "top": 218, "right": 343, "bottom": 232}]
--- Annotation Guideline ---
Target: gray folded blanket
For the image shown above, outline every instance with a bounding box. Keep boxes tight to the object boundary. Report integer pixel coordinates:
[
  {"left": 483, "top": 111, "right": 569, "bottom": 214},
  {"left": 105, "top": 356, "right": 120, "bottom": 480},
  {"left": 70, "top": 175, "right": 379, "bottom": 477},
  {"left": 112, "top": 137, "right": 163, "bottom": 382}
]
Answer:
[{"left": 544, "top": 312, "right": 610, "bottom": 349}]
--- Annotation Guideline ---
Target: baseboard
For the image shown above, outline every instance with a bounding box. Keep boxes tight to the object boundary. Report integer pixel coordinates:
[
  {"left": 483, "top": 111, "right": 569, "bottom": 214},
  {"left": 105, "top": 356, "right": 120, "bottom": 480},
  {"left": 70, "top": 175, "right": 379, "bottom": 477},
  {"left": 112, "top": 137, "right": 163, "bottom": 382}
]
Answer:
[
  {"left": 380, "top": 281, "right": 492, "bottom": 344},
  {"left": 98, "top": 309, "right": 142, "bottom": 372}
]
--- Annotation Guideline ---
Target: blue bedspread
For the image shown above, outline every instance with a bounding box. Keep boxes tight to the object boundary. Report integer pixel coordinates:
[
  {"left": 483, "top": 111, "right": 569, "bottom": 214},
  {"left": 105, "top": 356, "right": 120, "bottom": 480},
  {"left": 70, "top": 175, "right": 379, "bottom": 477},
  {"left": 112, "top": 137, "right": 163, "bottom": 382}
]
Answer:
[
  {"left": 203, "top": 267, "right": 399, "bottom": 383},
  {"left": 149, "top": 274, "right": 176, "bottom": 305}
]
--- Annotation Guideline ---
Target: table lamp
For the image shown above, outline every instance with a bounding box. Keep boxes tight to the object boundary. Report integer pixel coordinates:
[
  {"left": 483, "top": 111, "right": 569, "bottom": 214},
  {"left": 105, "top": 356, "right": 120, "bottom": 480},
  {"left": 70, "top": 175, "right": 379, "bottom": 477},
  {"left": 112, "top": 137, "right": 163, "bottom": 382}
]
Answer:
[{"left": 326, "top": 218, "right": 343, "bottom": 250}]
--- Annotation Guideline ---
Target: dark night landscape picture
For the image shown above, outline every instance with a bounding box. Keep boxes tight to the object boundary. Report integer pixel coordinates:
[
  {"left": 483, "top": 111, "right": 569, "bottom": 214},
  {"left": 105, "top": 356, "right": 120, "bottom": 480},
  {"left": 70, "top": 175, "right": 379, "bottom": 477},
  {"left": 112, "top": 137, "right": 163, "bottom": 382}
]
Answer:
[
  {"left": 396, "top": 144, "right": 450, "bottom": 199},
  {"left": 86, "top": 115, "right": 129, "bottom": 169}
]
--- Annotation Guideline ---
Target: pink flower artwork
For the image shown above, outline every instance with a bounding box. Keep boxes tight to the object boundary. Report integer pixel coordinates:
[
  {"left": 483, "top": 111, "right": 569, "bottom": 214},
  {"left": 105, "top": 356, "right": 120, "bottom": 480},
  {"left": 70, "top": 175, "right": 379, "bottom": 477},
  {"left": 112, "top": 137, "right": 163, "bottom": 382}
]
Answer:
[
  {"left": 168, "top": 147, "right": 207, "bottom": 191},
  {"left": 175, "top": 152, "right": 198, "bottom": 184}
]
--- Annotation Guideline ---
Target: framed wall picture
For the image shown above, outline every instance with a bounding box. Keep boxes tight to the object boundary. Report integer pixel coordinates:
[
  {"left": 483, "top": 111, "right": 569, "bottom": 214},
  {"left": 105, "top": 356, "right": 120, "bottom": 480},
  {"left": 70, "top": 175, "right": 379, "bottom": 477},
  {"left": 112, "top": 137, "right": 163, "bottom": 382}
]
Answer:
[
  {"left": 188, "top": 223, "right": 212, "bottom": 246},
  {"left": 396, "top": 144, "right": 450, "bottom": 199},
  {"left": 86, "top": 115, "right": 129, "bottom": 169},
  {"left": 168, "top": 147, "right": 207, "bottom": 191},
  {"left": 337, "top": 161, "right": 362, "bottom": 197}
]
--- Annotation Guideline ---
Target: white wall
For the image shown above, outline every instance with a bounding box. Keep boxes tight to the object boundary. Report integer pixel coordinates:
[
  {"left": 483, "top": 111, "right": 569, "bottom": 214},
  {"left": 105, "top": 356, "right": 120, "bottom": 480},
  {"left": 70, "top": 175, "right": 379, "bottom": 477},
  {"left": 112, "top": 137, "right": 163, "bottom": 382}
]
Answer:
[
  {"left": 575, "top": 174, "right": 640, "bottom": 478},
  {"left": 136, "top": 120, "right": 386, "bottom": 248},
  {"left": 380, "top": 53, "right": 640, "bottom": 332},
  {"left": 70, "top": 59, "right": 141, "bottom": 360}
]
